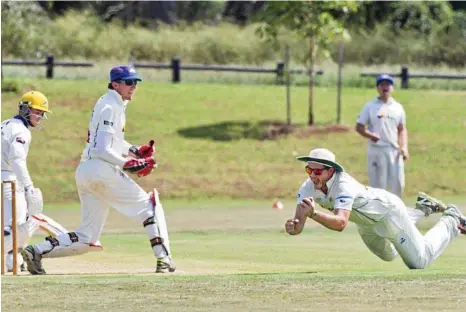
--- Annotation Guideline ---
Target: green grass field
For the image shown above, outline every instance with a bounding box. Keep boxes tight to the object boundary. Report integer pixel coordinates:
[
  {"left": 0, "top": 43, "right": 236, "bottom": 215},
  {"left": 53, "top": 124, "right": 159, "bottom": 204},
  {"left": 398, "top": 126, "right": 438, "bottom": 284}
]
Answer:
[
  {"left": 1, "top": 79, "right": 465, "bottom": 202},
  {"left": 2, "top": 201, "right": 466, "bottom": 311},
  {"left": 1, "top": 80, "right": 465, "bottom": 311}
]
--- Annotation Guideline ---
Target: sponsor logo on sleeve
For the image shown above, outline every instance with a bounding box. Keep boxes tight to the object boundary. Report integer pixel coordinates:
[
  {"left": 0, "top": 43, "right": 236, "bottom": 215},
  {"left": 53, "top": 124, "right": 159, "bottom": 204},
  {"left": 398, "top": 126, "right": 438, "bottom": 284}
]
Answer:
[
  {"left": 103, "top": 120, "right": 114, "bottom": 126},
  {"left": 15, "top": 137, "right": 25, "bottom": 144}
]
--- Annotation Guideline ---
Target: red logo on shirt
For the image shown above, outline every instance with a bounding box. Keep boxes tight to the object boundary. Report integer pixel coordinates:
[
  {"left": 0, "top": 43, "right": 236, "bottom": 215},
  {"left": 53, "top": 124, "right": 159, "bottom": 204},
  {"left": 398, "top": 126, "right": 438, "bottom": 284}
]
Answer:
[{"left": 15, "top": 137, "right": 25, "bottom": 144}]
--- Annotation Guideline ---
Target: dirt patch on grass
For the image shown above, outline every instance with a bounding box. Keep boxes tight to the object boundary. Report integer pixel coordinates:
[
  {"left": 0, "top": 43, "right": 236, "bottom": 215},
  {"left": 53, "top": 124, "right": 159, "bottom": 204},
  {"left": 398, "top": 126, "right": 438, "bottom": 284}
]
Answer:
[{"left": 263, "top": 122, "right": 351, "bottom": 140}]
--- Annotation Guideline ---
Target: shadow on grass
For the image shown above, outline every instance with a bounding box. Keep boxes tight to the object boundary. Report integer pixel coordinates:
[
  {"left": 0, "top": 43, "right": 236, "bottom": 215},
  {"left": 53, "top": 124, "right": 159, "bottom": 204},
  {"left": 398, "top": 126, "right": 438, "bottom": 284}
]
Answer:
[{"left": 177, "top": 120, "right": 351, "bottom": 141}]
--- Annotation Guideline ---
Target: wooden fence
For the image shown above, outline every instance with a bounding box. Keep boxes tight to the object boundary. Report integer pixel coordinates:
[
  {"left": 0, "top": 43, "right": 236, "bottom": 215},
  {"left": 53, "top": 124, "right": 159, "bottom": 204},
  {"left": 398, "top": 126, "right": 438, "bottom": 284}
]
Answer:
[
  {"left": 3, "top": 55, "right": 465, "bottom": 88},
  {"left": 2, "top": 55, "right": 93, "bottom": 79},
  {"left": 361, "top": 65, "right": 466, "bottom": 89},
  {"left": 1, "top": 54, "right": 323, "bottom": 83}
]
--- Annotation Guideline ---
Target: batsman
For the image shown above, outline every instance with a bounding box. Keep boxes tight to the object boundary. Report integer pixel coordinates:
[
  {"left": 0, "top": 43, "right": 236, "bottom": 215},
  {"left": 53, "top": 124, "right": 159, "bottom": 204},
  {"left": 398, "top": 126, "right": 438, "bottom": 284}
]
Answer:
[
  {"left": 1, "top": 91, "right": 95, "bottom": 272},
  {"left": 22, "top": 66, "right": 175, "bottom": 274}
]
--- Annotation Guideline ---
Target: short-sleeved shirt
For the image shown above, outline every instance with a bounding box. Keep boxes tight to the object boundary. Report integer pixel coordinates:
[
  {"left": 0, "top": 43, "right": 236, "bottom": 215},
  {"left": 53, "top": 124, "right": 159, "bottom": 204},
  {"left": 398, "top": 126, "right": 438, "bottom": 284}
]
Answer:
[
  {"left": 1, "top": 116, "right": 33, "bottom": 188},
  {"left": 356, "top": 97, "right": 406, "bottom": 149},
  {"left": 296, "top": 172, "right": 396, "bottom": 226},
  {"left": 81, "top": 90, "right": 127, "bottom": 163}
]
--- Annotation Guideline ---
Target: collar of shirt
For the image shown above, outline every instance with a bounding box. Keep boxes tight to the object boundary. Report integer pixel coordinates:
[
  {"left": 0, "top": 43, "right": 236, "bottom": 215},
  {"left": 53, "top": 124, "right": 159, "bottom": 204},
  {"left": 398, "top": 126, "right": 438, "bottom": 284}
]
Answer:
[
  {"left": 108, "top": 89, "right": 129, "bottom": 106},
  {"left": 376, "top": 97, "right": 394, "bottom": 105},
  {"left": 13, "top": 115, "right": 29, "bottom": 128}
]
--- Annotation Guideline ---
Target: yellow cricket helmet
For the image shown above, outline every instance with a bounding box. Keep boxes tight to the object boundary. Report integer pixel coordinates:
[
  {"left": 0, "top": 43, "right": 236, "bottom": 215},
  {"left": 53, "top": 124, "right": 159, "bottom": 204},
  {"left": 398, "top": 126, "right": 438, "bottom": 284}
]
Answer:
[{"left": 19, "top": 91, "right": 52, "bottom": 113}]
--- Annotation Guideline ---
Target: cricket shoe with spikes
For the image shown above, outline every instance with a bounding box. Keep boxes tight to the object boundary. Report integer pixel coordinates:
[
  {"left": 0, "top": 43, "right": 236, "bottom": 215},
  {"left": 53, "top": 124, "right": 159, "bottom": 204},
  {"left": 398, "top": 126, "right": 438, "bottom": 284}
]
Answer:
[
  {"left": 415, "top": 192, "right": 447, "bottom": 217},
  {"left": 442, "top": 205, "right": 466, "bottom": 235},
  {"left": 156, "top": 257, "right": 176, "bottom": 273},
  {"left": 21, "top": 245, "right": 46, "bottom": 275}
]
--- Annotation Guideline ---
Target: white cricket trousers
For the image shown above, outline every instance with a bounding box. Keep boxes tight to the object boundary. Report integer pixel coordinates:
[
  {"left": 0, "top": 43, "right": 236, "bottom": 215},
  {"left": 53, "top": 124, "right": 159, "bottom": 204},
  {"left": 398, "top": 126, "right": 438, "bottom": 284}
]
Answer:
[
  {"left": 367, "top": 145, "right": 405, "bottom": 198},
  {"left": 357, "top": 195, "right": 460, "bottom": 269},
  {"left": 73, "top": 158, "right": 153, "bottom": 244}
]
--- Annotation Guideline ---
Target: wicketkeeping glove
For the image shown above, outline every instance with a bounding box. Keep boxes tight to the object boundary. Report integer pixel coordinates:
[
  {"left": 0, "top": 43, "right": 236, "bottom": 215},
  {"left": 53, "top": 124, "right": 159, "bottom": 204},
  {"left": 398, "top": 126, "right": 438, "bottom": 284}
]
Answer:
[
  {"left": 129, "top": 140, "right": 155, "bottom": 158},
  {"left": 123, "top": 157, "right": 157, "bottom": 177}
]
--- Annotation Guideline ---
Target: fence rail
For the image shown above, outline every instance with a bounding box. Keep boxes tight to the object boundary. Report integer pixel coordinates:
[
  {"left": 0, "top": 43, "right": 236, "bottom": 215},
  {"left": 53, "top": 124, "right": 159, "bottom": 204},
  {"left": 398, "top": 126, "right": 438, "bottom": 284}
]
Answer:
[
  {"left": 1, "top": 54, "right": 323, "bottom": 83},
  {"left": 361, "top": 65, "right": 466, "bottom": 89},
  {"left": 3, "top": 55, "right": 463, "bottom": 89}
]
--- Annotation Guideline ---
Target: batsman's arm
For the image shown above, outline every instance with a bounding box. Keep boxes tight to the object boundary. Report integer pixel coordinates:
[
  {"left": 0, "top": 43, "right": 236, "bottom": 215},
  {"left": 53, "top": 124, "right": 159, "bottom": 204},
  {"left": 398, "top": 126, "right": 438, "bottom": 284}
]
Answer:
[
  {"left": 9, "top": 132, "right": 33, "bottom": 189},
  {"left": 310, "top": 209, "right": 350, "bottom": 232}
]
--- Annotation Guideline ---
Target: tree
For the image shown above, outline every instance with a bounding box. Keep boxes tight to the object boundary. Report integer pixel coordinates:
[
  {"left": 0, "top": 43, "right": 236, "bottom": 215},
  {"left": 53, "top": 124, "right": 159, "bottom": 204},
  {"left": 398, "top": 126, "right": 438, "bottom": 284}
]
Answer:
[{"left": 256, "top": 1, "right": 358, "bottom": 125}]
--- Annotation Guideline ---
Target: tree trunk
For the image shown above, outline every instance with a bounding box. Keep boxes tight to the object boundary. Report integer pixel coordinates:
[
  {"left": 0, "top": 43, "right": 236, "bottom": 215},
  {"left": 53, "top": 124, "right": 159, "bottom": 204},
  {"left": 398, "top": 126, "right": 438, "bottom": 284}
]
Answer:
[{"left": 308, "top": 34, "right": 318, "bottom": 125}]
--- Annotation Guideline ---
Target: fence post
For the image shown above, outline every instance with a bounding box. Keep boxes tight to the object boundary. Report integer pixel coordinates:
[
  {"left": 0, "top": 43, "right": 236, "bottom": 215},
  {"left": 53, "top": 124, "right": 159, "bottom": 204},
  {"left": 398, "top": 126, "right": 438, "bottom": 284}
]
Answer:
[
  {"left": 276, "top": 62, "right": 284, "bottom": 84},
  {"left": 171, "top": 57, "right": 180, "bottom": 83},
  {"left": 401, "top": 65, "right": 408, "bottom": 89},
  {"left": 46, "top": 54, "right": 54, "bottom": 79}
]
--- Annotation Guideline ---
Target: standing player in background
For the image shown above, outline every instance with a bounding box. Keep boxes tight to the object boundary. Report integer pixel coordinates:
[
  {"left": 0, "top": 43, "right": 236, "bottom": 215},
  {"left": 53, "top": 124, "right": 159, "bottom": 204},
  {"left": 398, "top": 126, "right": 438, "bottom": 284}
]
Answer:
[
  {"left": 22, "top": 65, "right": 175, "bottom": 275},
  {"left": 1, "top": 91, "right": 79, "bottom": 272},
  {"left": 355, "top": 74, "right": 408, "bottom": 198},
  {"left": 285, "top": 148, "right": 465, "bottom": 270}
]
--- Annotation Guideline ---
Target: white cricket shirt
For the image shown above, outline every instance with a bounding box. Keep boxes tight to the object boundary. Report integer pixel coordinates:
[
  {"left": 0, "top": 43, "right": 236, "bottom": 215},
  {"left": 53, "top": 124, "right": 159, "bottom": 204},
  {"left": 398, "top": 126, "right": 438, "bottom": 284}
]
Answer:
[
  {"left": 81, "top": 90, "right": 131, "bottom": 167},
  {"left": 356, "top": 97, "right": 406, "bottom": 148},
  {"left": 296, "top": 172, "right": 397, "bottom": 225},
  {"left": 1, "top": 116, "right": 33, "bottom": 188}
]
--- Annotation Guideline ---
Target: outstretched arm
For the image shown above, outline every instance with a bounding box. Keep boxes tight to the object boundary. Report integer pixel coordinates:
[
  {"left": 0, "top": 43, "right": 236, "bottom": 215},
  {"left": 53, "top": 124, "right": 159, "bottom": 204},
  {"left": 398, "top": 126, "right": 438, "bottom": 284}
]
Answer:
[{"left": 310, "top": 208, "right": 351, "bottom": 232}]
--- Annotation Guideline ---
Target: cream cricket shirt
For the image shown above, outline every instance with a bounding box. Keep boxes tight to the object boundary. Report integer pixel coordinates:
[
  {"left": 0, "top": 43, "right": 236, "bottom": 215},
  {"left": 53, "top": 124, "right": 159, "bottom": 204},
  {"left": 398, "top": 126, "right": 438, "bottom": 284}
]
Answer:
[
  {"left": 356, "top": 97, "right": 406, "bottom": 149},
  {"left": 81, "top": 90, "right": 131, "bottom": 167},
  {"left": 297, "top": 172, "right": 396, "bottom": 226},
  {"left": 1, "top": 116, "right": 33, "bottom": 189}
]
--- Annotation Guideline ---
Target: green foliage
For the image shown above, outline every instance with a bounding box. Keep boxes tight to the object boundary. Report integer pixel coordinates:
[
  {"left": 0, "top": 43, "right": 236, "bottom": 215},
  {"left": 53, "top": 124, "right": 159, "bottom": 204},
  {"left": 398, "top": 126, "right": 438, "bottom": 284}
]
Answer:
[{"left": 256, "top": 1, "right": 358, "bottom": 61}]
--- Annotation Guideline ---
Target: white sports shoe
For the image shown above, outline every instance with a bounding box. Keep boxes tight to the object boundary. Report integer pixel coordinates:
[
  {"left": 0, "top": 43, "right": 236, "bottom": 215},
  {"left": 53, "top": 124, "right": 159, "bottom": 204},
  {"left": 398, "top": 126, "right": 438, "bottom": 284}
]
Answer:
[
  {"left": 416, "top": 192, "right": 447, "bottom": 216},
  {"left": 443, "top": 204, "right": 466, "bottom": 235}
]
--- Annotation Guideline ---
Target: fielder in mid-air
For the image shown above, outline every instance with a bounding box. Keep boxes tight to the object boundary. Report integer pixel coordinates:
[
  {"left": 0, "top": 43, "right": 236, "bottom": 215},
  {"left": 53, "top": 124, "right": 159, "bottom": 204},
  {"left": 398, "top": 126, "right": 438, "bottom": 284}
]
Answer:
[
  {"left": 356, "top": 74, "right": 408, "bottom": 198},
  {"left": 22, "top": 65, "right": 175, "bottom": 274},
  {"left": 1, "top": 91, "right": 102, "bottom": 272},
  {"left": 285, "top": 148, "right": 465, "bottom": 269}
]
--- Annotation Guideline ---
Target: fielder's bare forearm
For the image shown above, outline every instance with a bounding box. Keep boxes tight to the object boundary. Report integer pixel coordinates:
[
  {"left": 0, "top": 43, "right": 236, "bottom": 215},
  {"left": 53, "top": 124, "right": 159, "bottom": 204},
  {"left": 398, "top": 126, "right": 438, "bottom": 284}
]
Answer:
[
  {"left": 310, "top": 209, "right": 350, "bottom": 232},
  {"left": 398, "top": 125, "right": 408, "bottom": 153},
  {"left": 292, "top": 204, "right": 308, "bottom": 234},
  {"left": 355, "top": 123, "right": 378, "bottom": 142}
]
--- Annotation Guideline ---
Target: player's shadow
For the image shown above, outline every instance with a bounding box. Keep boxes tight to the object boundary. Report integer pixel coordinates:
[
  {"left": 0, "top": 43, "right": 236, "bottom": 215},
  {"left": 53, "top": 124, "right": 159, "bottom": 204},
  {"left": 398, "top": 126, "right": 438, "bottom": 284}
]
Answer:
[{"left": 177, "top": 120, "right": 294, "bottom": 141}]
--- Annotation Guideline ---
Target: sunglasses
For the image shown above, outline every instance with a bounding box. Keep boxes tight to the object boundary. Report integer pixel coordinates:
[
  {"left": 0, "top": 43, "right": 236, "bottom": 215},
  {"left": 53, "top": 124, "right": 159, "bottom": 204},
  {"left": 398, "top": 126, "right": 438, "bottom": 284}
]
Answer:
[
  {"left": 305, "top": 166, "right": 330, "bottom": 176},
  {"left": 117, "top": 79, "right": 138, "bottom": 86}
]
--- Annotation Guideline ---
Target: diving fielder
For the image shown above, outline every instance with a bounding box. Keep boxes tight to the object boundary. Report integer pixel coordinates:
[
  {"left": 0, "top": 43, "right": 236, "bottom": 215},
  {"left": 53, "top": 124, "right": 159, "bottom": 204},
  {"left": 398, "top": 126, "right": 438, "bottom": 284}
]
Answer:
[
  {"left": 22, "top": 66, "right": 175, "bottom": 275},
  {"left": 356, "top": 74, "right": 408, "bottom": 198},
  {"left": 286, "top": 148, "right": 465, "bottom": 269}
]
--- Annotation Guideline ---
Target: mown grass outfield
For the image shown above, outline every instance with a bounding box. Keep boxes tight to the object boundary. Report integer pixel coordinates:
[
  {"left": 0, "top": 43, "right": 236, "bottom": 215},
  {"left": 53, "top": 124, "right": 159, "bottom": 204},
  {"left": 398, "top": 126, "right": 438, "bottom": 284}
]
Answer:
[
  {"left": 1, "top": 78, "right": 465, "bottom": 201},
  {"left": 1, "top": 200, "right": 466, "bottom": 311},
  {"left": 1, "top": 80, "right": 465, "bottom": 311}
]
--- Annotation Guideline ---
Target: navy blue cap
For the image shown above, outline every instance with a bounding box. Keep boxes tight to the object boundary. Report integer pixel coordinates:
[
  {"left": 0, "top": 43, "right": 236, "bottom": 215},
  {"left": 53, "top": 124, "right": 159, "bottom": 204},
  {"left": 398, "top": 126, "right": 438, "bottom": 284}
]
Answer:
[
  {"left": 376, "top": 74, "right": 394, "bottom": 86},
  {"left": 109, "top": 65, "right": 142, "bottom": 82}
]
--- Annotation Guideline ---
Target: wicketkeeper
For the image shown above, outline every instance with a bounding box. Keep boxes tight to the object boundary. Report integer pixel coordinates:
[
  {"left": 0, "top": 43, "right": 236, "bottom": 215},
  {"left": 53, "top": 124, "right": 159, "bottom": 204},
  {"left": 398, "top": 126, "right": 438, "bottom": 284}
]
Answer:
[
  {"left": 286, "top": 148, "right": 465, "bottom": 269},
  {"left": 22, "top": 66, "right": 175, "bottom": 275}
]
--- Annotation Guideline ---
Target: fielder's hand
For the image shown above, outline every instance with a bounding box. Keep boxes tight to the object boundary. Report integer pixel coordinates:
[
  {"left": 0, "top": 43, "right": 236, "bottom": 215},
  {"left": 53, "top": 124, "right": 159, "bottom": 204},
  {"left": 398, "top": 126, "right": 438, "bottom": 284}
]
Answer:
[
  {"left": 299, "top": 197, "right": 316, "bottom": 218},
  {"left": 285, "top": 218, "right": 301, "bottom": 235}
]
